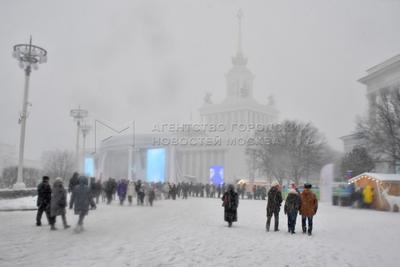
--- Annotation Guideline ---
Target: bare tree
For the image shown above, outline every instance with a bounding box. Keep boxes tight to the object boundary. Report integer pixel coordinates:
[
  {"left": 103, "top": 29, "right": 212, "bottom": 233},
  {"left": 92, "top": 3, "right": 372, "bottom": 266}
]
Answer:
[
  {"left": 357, "top": 88, "right": 400, "bottom": 172},
  {"left": 248, "top": 120, "right": 330, "bottom": 185},
  {"left": 41, "top": 150, "right": 75, "bottom": 182},
  {"left": 1, "top": 166, "right": 41, "bottom": 188},
  {"left": 340, "top": 146, "right": 375, "bottom": 178}
]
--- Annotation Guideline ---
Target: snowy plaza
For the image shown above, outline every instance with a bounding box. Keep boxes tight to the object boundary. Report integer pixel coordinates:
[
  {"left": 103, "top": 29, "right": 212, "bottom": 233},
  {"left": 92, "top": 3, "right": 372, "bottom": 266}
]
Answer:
[
  {"left": 1, "top": 197, "right": 399, "bottom": 267},
  {"left": 2, "top": 1, "right": 400, "bottom": 267}
]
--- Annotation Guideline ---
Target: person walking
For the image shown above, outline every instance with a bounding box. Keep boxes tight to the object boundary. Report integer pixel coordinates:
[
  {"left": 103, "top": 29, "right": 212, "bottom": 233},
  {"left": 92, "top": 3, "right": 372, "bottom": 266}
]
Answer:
[
  {"left": 36, "top": 176, "right": 52, "bottom": 226},
  {"left": 69, "top": 176, "right": 96, "bottom": 233},
  {"left": 49, "top": 177, "right": 70, "bottom": 230},
  {"left": 104, "top": 177, "right": 115, "bottom": 204},
  {"left": 300, "top": 183, "right": 318, "bottom": 236},
  {"left": 266, "top": 181, "right": 283, "bottom": 232},
  {"left": 221, "top": 184, "right": 239, "bottom": 227},
  {"left": 284, "top": 188, "right": 301, "bottom": 234},
  {"left": 117, "top": 179, "right": 128, "bottom": 205},
  {"left": 127, "top": 180, "right": 135, "bottom": 205}
]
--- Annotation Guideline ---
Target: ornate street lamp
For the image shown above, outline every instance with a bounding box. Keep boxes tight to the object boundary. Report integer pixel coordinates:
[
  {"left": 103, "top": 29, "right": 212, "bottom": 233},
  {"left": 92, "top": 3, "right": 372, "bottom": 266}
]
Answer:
[{"left": 12, "top": 36, "right": 47, "bottom": 189}]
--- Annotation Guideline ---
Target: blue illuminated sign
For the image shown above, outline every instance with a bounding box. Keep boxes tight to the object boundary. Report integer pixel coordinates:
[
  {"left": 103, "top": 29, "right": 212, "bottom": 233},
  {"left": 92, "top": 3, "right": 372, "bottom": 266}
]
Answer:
[
  {"left": 210, "top": 165, "right": 224, "bottom": 185},
  {"left": 146, "top": 148, "right": 166, "bottom": 182},
  {"left": 84, "top": 157, "right": 95, "bottom": 177}
]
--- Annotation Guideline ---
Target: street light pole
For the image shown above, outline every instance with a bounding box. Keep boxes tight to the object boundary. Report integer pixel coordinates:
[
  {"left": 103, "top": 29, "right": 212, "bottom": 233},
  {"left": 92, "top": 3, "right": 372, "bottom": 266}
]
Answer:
[
  {"left": 70, "top": 107, "right": 88, "bottom": 173},
  {"left": 80, "top": 123, "right": 92, "bottom": 174},
  {"left": 12, "top": 37, "right": 47, "bottom": 189}
]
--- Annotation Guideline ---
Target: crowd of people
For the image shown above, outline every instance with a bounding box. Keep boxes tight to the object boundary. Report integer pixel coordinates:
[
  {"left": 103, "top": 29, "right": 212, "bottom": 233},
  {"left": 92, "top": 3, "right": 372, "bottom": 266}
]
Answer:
[
  {"left": 221, "top": 181, "right": 319, "bottom": 235},
  {"left": 36, "top": 172, "right": 318, "bottom": 235},
  {"left": 36, "top": 175, "right": 96, "bottom": 233}
]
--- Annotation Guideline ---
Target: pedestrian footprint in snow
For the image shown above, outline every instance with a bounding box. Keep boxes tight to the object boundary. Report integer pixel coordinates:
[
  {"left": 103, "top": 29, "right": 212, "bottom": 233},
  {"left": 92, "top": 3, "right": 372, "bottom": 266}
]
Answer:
[
  {"left": 221, "top": 184, "right": 239, "bottom": 227},
  {"left": 69, "top": 176, "right": 96, "bottom": 233},
  {"left": 49, "top": 177, "right": 70, "bottom": 230}
]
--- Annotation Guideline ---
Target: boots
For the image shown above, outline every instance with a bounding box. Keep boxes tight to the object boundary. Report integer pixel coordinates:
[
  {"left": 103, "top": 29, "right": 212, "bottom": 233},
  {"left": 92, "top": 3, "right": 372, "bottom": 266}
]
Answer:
[
  {"left": 61, "top": 214, "right": 70, "bottom": 229},
  {"left": 50, "top": 225, "right": 57, "bottom": 231},
  {"left": 74, "top": 225, "right": 84, "bottom": 233}
]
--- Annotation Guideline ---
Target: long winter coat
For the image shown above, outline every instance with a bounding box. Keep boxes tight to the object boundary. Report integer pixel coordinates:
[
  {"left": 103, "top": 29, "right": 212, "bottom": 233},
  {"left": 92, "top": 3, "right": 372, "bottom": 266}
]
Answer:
[
  {"left": 222, "top": 190, "right": 239, "bottom": 222},
  {"left": 69, "top": 176, "right": 96, "bottom": 215},
  {"left": 127, "top": 182, "right": 136, "bottom": 197},
  {"left": 37, "top": 181, "right": 52, "bottom": 208},
  {"left": 117, "top": 181, "right": 128, "bottom": 199},
  {"left": 50, "top": 179, "right": 67, "bottom": 217},
  {"left": 300, "top": 189, "right": 318, "bottom": 217},
  {"left": 284, "top": 191, "right": 301, "bottom": 214},
  {"left": 266, "top": 186, "right": 283, "bottom": 216}
]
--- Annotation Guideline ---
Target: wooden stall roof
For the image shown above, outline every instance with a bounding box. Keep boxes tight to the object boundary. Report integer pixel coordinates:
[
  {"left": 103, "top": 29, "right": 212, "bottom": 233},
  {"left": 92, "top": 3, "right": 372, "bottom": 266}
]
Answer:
[{"left": 349, "top": 172, "right": 400, "bottom": 184}]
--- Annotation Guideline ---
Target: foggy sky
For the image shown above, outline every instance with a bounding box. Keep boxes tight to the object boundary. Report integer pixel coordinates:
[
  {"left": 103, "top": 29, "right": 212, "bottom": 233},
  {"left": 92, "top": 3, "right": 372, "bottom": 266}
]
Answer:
[{"left": 1, "top": 0, "right": 400, "bottom": 160}]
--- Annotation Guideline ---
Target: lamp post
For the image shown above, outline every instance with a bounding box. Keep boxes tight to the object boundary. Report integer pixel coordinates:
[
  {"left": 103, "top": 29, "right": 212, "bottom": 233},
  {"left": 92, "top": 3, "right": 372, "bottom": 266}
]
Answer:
[
  {"left": 70, "top": 107, "right": 88, "bottom": 173},
  {"left": 12, "top": 37, "right": 47, "bottom": 189},
  {"left": 80, "top": 123, "right": 92, "bottom": 174}
]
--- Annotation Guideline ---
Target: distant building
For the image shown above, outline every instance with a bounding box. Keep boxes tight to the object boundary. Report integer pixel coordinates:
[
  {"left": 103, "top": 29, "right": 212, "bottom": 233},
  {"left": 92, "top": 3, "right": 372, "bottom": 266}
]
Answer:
[
  {"left": 342, "top": 54, "right": 400, "bottom": 173},
  {"left": 96, "top": 12, "right": 278, "bottom": 184}
]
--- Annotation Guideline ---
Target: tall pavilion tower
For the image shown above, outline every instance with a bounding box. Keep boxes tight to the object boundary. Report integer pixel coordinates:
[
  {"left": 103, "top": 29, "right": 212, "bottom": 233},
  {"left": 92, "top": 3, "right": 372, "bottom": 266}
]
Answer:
[{"left": 199, "top": 10, "right": 278, "bottom": 133}]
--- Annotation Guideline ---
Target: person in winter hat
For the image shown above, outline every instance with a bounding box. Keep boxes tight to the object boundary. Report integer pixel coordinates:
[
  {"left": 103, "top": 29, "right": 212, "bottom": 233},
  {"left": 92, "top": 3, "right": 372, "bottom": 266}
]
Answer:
[
  {"left": 300, "top": 183, "right": 318, "bottom": 236},
  {"left": 284, "top": 188, "right": 301, "bottom": 234},
  {"left": 221, "top": 184, "right": 239, "bottom": 227},
  {"left": 36, "top": 176, "right": 53, "bottom": 226},
  {"left": 50, "top": 177, "right": 70, "bottom": 230},
  {"left": 266, "top": 180, "right": 283, "bottom": 232},
  {"left": 69, "top": 176, "right": 96, "bottom": 233}
]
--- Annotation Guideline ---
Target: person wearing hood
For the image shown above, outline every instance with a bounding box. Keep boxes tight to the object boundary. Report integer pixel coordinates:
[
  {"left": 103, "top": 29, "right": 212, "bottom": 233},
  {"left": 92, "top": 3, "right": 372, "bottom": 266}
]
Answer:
[
  {"left": 300, "top": 183, "right": 318, "bottom": 236},
  {"left": 221, "top": 184, "right": 239, "bottom": 227},
  {"left": 50, "top": 177, "right": 70, "bottom": 230},
  {"left": 284, "top": 188, "right": 301, "bottom": 234},
  {"left": 69, "top": 176, "right": 96, "bottom": 233},
  {"left": 266, "top": 181, "right": 283, "bottom": 232}
]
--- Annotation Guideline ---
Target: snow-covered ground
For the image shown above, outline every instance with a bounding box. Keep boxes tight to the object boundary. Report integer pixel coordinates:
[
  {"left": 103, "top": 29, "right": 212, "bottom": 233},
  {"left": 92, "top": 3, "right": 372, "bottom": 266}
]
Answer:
[
  {"left": 0, "top": 195, "right": 37, "bottom": 211},
  {"left": 0, "top": 197, "right": 399, "bottom": 267}
]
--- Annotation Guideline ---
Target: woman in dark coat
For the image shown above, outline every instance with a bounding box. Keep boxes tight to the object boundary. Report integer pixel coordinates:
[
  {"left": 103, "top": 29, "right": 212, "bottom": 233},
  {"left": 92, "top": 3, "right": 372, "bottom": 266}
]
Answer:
[
  {"left": 117, "top": 179, "right": 128, "bottom": 205},
  {"left": 69, "top": 176, "right": 96, "bottom": 233},
  {"left": 284, "top": 188, "right": 301, "bottom": 234},
  {"left": 50, "top": 177, "right": 70, "bottom": 230},
  {"left": 221, "top": 184, "right": 239, "bottom": 227}
]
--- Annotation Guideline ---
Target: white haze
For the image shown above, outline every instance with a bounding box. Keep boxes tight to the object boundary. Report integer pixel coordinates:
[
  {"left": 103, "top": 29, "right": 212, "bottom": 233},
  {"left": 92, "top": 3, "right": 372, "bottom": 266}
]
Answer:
[{"left": 1, "top": 0, "right": 400, "bottom": 159}]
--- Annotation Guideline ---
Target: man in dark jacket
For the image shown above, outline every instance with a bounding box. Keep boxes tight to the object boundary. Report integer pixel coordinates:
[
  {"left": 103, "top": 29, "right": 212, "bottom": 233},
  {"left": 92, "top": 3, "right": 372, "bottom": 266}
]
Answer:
[
  {"left": 221, "top": 184, "right": 239, "bottom": 227},
  {"left": 36, "top": 176, "right": 53, "bottom": 226},
  {"left": 284, "top": 188, "right": 301, "bottom": 234},
  {"left": 266, "top": 181, "right": 283, "bottom": 232},
  {"left": 104, "top": 177, "right": 116, "bottom": 204},
  {"left": 69, "top": 176, "right": 96, "bottom": 233}
]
